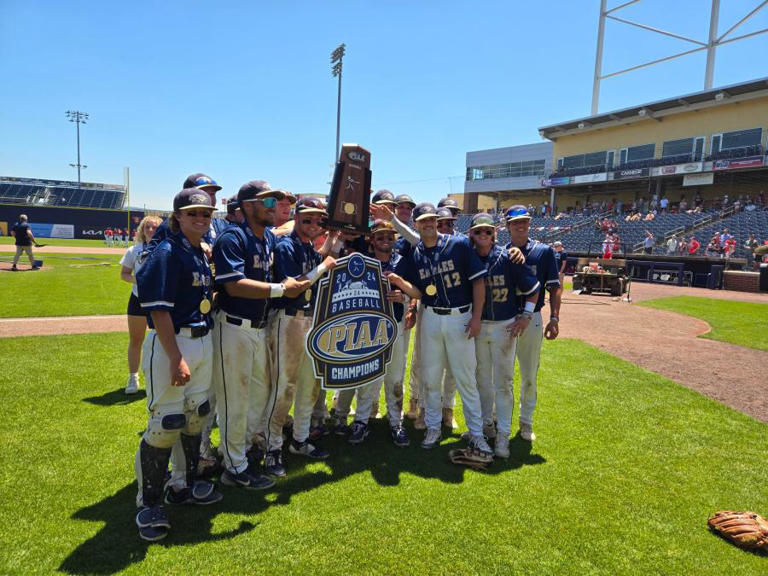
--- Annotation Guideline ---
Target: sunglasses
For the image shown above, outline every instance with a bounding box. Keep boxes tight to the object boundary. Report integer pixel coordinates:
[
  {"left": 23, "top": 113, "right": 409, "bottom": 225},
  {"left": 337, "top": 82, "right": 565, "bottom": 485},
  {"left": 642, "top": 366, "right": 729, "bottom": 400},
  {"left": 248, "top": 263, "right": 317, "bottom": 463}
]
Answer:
[
  {"left": 260, "top": 197, "right": 277, "bottom": 209},
  {"left": 183, "top": 210, "right": 213, "bottom": 219},
  {"left": 506, "top": 208, "right": 530, "bottom": 219},
  {"left": 473, "top": 229, "right": 493, "bottom": 236},
  {"left": 194, "top": 177, "right": 217, "bottom": 187}
]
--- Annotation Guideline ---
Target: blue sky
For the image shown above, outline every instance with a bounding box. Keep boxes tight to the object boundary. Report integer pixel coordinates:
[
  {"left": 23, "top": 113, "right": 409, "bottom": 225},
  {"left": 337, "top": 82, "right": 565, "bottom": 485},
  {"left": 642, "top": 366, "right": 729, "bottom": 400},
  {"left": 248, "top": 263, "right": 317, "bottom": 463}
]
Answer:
[{"left": 1, "top": 0, "right": 767, "bottom": 210}]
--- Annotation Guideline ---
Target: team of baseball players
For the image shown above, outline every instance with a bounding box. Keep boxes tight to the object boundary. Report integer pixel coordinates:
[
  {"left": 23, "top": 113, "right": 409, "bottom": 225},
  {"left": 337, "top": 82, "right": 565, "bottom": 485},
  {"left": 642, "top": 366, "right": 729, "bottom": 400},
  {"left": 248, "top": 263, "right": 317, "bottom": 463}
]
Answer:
[{"left": 130, "top": 173, "right": 562, "bottom": 541}]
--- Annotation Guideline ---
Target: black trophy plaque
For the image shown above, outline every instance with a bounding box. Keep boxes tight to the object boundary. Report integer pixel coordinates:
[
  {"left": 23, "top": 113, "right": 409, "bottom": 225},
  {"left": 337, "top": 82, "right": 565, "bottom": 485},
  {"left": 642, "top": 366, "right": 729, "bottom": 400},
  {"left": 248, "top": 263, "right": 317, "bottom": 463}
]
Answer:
[{"left": 326, "top": 143, "right": 372, "bottom": 234}]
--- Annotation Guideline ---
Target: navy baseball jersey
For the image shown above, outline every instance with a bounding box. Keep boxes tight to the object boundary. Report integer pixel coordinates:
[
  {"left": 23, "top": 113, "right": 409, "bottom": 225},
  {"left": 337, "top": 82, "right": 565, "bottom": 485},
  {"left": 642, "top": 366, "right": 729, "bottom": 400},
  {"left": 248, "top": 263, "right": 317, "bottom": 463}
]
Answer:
[
  {"left": 137, "top": 233, "right": 213, "bottom": 331},
  {"left": 273, "top": 230, "right": 322, "bottom": 313},
  {"left": 478, "top": 244, "right": 540, "bottom": 321},
  {"left": 402, "top": 234, "right": 487, "bottom": 308},
  {"left": 393, "top": 237, "right": 414, "bottom": 259},
  {"left": 213, "top": 222, "right": 276, "bottom": 322},
  {"left": 381, "top": 252, "right": 405, "bottom": 322},
  {"left": 554, "top": 249, "right": 568, "bottom": 272},
  {"left": 12, "top": 222, "right": 31, "bottom": 246},
  {"left": 507, "top": 239, "right": 560, "bottom": 312}
]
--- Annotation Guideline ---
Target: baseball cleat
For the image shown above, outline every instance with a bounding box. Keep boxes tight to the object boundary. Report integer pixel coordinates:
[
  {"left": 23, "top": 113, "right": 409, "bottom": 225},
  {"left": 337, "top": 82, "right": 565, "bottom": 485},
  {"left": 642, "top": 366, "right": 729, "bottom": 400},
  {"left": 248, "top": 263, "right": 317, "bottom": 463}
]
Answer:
[
  {"left": 264, "top": 449, "right": 286, "bottom": 478},
  {"left": 519, "top": 422, "right": 536, "bottom": 442},
  {"left": 289, "top": 438, "right": 329, "bottom": 460},
  {"left": 220, "top": 469, "right": 275, "bottom": 491},
  {"left": 494, "top": 435, "right": 510, "bottom": 459},
  {"left": 138, "top": 525, "right": 168, "bottom": 542},
  {"left": 125, "top": 378, "right": 140, "bottom": 395},
  {"left": 421, "top": 428, "right": 442, "bottom": 450},
  {"left": 136, "top": 505, "right": 170, "bottom": 530},
  {"left": 348, "top": 421, "right": 370, "bottom": 444},
  {"left": 468, "top": 435, "right": 494, "bottom": 457},
  {"left": 390, "top": 425, "right": 411, "bottom": 448},
  {"left": 164, "top": 481, "right": 223, "bottom": 505},
  {"left": 482, "top": 422, "right": 497, "bottom": 440},
  {"left": 334, "top": 420, "right": 351, "bottom": 437}
]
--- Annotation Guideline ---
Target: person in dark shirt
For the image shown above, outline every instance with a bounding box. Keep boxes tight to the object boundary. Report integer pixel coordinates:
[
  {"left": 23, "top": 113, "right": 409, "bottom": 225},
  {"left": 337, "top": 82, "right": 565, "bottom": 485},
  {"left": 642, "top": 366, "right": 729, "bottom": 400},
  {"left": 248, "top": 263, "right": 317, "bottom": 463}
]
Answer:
[{"left": 11, "top": 214, "right": 39, "bottom": 271}]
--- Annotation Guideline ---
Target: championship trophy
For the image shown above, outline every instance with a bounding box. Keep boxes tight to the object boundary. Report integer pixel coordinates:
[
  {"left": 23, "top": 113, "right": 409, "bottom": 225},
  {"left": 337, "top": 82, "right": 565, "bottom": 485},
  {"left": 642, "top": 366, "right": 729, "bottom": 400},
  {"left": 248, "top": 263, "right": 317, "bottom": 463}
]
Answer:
[{"left": 326, "top": 143, "right": 372, "bottom": 234}]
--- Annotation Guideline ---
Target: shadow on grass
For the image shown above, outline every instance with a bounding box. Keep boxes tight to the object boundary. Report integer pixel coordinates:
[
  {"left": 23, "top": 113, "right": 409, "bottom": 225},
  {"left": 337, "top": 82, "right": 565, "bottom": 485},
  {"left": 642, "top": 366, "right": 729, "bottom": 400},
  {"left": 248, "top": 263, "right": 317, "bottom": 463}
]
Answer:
[
  {"left": 83, "top": 389, "right": 146, "bottom": 407},
  {"left": 59, "top": 419, "right": 545, "bottom": 575}
]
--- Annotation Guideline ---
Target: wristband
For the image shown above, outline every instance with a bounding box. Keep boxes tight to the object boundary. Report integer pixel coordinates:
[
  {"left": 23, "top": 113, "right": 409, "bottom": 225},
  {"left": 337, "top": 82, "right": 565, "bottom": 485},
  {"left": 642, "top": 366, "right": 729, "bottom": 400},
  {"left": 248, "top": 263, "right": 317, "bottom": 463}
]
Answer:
[
  {"left": 304, "top": 263, "right": 327, "bottom": 284},
  {"left": 269, "top": 283, "right": 285, "bottom": 298},
  {"left": 550, "top": 316, "right": 559, "bottom": 322},
  {"left": 523, "top": 301, "right": 535, "bottom": 313}
]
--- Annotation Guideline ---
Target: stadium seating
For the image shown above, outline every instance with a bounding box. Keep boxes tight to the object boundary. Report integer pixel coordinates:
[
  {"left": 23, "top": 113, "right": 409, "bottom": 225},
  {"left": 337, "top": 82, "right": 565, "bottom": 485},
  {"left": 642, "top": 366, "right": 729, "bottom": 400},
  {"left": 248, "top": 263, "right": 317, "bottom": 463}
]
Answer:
[{"left": 0, "top": 181, "right": 125, "bottom": 209}]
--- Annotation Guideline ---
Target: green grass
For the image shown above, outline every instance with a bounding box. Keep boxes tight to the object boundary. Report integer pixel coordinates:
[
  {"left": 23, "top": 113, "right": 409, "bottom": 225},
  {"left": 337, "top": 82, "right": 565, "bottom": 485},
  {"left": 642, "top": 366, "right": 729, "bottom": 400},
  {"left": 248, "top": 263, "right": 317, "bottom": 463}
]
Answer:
[
  {"left": 1, "top": 333, "right": 766, "bottom": 575},
  {"left": 0, "top": 237, "right": 120, "bottom": 248},
  {"left": 639, "top": 296, "right": 768, "bottom": 352},
  {"left": 0, "top": 253, "right": 129, "bottom": 317}
]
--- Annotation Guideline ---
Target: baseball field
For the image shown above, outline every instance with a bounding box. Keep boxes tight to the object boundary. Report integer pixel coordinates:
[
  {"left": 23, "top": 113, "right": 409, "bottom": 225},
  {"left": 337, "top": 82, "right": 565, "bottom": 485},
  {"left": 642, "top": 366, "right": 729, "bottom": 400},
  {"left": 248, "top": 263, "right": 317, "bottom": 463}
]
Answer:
[{"left": 1, "top": 244, "right": 767, "bottom": 575}]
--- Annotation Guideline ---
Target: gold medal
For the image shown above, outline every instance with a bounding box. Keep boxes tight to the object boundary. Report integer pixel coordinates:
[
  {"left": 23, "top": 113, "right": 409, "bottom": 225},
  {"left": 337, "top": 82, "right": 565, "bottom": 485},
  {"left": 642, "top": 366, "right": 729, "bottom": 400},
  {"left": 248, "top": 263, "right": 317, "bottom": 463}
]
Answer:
[
  {"left": 425, "top": 284, "right": 437, "bottom": 297},
  {"left": 199, "top": 298, "right": 211, "bottom": 314},
  {"left": 305, "top": 288, "right": 313, "bottom": 301},
  {"left": 343, "top": 202, "right": 356, "bottom": 215}
]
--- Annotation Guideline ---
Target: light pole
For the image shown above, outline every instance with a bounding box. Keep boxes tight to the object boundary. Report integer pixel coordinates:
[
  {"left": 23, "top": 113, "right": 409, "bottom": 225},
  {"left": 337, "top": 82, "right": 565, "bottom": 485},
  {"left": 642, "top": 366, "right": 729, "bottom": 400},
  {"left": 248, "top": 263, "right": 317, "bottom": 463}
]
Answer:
[
  {"left": 66, "top": 110, "right": 89, "bottom": 190},
  {"left": 331, "top": 43, "right": 345, "bottom": 162}
]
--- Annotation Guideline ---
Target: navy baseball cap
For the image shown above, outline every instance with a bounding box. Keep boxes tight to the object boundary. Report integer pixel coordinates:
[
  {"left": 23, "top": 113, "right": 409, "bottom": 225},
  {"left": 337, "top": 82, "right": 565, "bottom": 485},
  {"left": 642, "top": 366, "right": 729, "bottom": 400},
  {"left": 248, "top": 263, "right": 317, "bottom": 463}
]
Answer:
[
  {"left": 394, "top": 194, "right": 416, "bottom": 207},
  {"left": 296, "top": 196, "right": 328, "bottom": 215},
  {"left": 438, "top": 197, "right": 460, "bottom": 213},
  {"left": 436, "top": 207, "right": 456, "bottom": 221},
  {"left": 505, "top": 204, "right": 532, "bottom": 222},
  {"left": 372, "top": 189, "right": 396, "bottom": 206},
  {"left": 413, "top": 202, "right": 437, "bottom": 221},
  {"left": 226, "top": 195, "right": 239, "bottom": 214},
  {"left": 183, "top": 173, "right": 222, "bottom": 192},
  {"left": 470, "top": 213, "right": 495, "bottom": 230},
  {"left": 238, "top": 180, "right": 284, "bottom": 203},
  {"left": 173, "top": 188, "right": 215, "bottom": 212}
]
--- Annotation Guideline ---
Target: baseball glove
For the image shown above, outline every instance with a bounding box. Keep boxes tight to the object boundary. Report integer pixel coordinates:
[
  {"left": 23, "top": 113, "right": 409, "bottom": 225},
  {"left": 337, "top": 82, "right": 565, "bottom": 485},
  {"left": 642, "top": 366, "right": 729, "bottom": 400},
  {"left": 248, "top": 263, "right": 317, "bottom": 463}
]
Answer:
[
  {"left": 708, "top": 510, "right": 768, "bottom": 552},
  {"left": 448, "top": 447, "right": 493, "bottom": 471}
]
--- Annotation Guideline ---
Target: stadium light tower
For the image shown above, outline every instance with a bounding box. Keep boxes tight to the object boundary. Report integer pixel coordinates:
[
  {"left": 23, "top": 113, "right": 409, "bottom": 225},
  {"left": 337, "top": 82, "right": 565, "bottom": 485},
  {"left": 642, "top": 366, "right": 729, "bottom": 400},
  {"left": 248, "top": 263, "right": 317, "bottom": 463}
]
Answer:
[
  {"left": 66, "top": 110, "right": 89, "bottom": 190},
  {"left": 331, "top": 43, "right": 346, "bottom": 162}
]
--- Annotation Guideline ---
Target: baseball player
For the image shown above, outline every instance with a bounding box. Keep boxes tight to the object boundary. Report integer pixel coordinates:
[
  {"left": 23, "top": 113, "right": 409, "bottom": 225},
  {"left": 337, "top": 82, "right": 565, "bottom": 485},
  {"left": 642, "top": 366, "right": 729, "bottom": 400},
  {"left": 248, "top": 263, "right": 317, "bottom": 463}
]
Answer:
[
  {"left": 505, "top": 205, "right": 562, "bottom": 442},
  {"left": 120, "top": 215, "right": 162, "bottom": 394},
  {"left": 133, "top": 188, "right": 222, "bottom": 542},
  {"left": 469, "top": 213, "right": 539, "bottom": 458},
  {"left": 212, "top": 181, "right": 310, "bottom": 489},
  {"left": 224, "top": 195, "right": 243, "bottom": 227},
  {"left": 386, "top": 203, "right": 492, "bottom": 456},
  {"left": 104, "top": 227, "right": 113, "bottom": 247},
  {"left": 263, "top": 197, "right": 337, "bottom": 477},
  {"left": 437, "top": 196, "right": 461, "bottom": 218}
]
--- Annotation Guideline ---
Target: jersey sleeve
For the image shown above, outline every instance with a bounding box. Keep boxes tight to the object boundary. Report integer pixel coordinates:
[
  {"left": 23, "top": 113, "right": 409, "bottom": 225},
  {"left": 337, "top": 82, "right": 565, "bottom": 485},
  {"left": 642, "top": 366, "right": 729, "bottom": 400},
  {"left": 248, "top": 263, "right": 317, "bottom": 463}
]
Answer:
[
  {"left": 400, "top": 251, "right": 422, "bottom": 289},
  {"left": 461, "top": 237, "right": 487, "bottom": 281},
  {"left": 273, "top": 238, "right": 301, "bottom": 281},
  {"left": 120, "top": 246, "right": 136, "bottom": 268},
  {"left": 543, "top": 247, "right": 561, "bottom": 288},
  {"left": 213, "top": 229, "right": 247, "bottom": 283},
  {"left": 508, "top": 262, "right": 540, "bottom": 296},
  {"left": 137, "top": 243, "right": 179, "bottom": 311}
]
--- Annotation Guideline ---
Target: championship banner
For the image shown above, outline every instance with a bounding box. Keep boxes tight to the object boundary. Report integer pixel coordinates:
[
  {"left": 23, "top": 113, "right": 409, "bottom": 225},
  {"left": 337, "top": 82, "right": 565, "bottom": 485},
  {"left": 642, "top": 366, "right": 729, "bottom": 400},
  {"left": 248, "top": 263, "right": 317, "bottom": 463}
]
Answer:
[{"left": 306, "top": 253, "right": 398, "bottom": 391}]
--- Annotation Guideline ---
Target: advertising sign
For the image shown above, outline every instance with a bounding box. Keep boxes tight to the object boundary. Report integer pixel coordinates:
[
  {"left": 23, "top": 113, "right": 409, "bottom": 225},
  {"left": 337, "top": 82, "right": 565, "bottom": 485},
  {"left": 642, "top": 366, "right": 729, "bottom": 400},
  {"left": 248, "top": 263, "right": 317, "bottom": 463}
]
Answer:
[
  {"left": 683, "top": 173, "right": 714, "bottom": 186},
  {"left": 29, "top": 223, "right": 75, "bottom": 238},
  {"left": 541, "top": 176, "right": 570, "bottom": 186},
  {"left": 651, "top": 162, "right": 703, "bottom": 176},
  {"left": 713, "top": 156, "right": 765, "bottom": 171},
  {"left": 572, "top": 172, "right": 608, "bottom": 184},
  {"left": 612, "top": 167, "right": 649, "bottom": 180},
  {"left": 306, "top": 254, "right": 398, "bottom": 390}
]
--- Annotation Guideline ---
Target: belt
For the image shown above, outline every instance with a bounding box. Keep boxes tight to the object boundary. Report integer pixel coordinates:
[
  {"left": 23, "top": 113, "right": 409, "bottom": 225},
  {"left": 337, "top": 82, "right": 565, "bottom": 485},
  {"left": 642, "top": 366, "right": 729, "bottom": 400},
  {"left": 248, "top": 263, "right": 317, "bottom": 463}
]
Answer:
[
  {"left": 426, "top": 304, "right": 471, "bottom": 316},
  {"left": 176, "top": 325, "right": 209, "bottom": 338},
  {"left": 225, "top": 315, "right": 268, "bottom": 329},
  {"left": 283, "top": 309, "right": 312, "bottom": 318}
]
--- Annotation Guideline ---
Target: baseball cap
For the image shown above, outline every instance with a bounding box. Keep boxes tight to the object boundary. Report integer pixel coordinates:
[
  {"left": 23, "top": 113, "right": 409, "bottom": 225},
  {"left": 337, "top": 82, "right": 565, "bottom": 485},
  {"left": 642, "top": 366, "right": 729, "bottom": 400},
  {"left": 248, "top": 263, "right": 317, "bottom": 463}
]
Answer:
[
  {"left": 438, "top": 197, "right": 460, "bottom": 213},
  {"left": 553, "top": 241, "right": 563, "bottom": 247},
  {"left": 370, "top": 219, "right": 396, "bottom": 235},
  {"left": 173, "top": 188, "right": 215, "bottom": 212},
  {"left": 226, "top": 195, "right": 239, "bottom": 214},
  {"left": 238, "top": 180, "right": 284, "bottom": 203},
  {"left": 272, "top": 189, "right": 297, "bottom": 205},
  {"left": 470, "top": 213, "right": 495, "bottom": 230},
  {"left": 412, "top": 202, "right": 437, "bottom": 221},
  {"left": 183, "top": 173, "right": 222, "bottom": 192},
  {"left": 296, "top": 196, "right": 328, "bottom": 215},
  {"left": 372, "top": 189, "right": 396, "bottom": 206},
  {"left": 505, "top": 205, "right": 532, "bottom": 222},
  {"left": 436, "top": 207, "right": 456, "bottom": 221},
  {"left": 394, "top": 194, "right": 416, "bottom": 207}
]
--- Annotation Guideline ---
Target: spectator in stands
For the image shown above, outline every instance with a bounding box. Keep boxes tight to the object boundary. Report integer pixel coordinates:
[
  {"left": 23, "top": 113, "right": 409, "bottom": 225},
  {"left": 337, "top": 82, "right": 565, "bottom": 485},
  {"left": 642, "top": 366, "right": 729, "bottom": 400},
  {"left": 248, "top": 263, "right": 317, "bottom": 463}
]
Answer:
[
  {"left": 615, "top": 199, "right": 623, "bottom": 215},
  {"left": 724, "top": 236, "right": 737, "bottom": 260},
  {"left": 721, "top": 229, "right": 732, "bottom": 244},
  {"left": 679, "top": 197, "right": 688, "bottom": 211},
  {"left": 758, "top": 190, "right": 765, "bottom": 208},
  {"left": 659, "top": 195, "right": 669, "bottom": 214},
  {"left": 666, "top": 234, "right": 678, "bottom": 255},
  {"left": 694, "top": 193, "right": 703, "bottom": 209},
  {"left": 11, "top": 214, "right": 39, "bottom": 271},
  {"left": 745, "top": 233, "right": 759, "bottom": 269},
  {"left": 650, "top": 194, "right": 658, "bottom": 211},
  {"left": 602, "top": 234, "right": 613, "bottom": 259},
  {"left": 689, "top": 236, "right": 700, "bottom": 255},
  {"left": 643, "top": 211, "right": 656, "bottom": 222},
  {"left": 643, "top": 231, "right": 654, "bottom": 254},
  {"left": 679, "top": 237, "right": 688, "bottom": 255},
  {"left": 722, "top": 194, "right": 729, "bottom": 208},
  {"left": 119, "top": 215, "right": 162, "bottom": 394}
]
